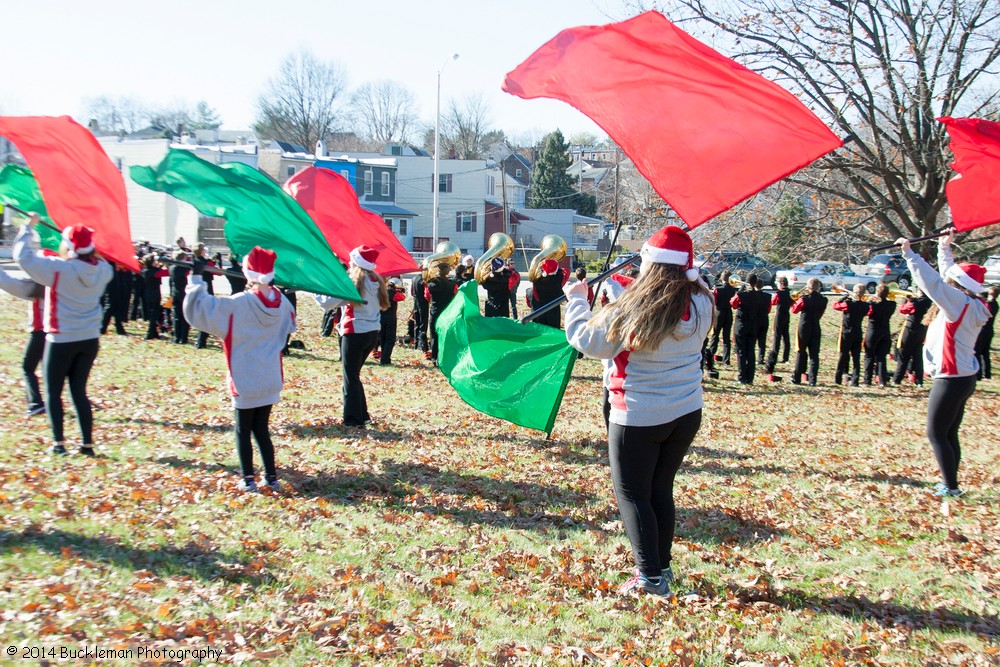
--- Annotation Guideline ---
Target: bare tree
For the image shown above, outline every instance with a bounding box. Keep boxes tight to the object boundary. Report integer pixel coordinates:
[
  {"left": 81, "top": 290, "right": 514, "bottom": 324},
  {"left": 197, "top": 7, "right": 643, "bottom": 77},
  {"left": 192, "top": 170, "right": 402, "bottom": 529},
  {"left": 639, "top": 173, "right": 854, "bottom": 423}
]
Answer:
[
  {"left": 349, "top": 80, "right": 418, "bottom": 145},
  {"left": 254, "top": 49, "right": 348, "bottom": 149},
  {"left": 626, "top": 0, "right": 1000, "bottom": 254},
  {"left": 440, "top": 93, "right": 504, "bottom": 159},
  {"left": 84, "top": 95, "right": 148, "bottom": 134}
]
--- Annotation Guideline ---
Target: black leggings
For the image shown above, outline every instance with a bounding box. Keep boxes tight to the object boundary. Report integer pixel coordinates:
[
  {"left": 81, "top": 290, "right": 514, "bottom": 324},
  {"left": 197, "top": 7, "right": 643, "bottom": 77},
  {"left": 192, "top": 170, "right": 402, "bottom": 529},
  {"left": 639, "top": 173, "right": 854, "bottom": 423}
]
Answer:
[
  {"left": 341, "top": 330, "right": 378, "bottom": 425},
  {"left": 927, "top": 375, "right": 977, "bottom": 491},
  {"left": 234, "top": 405, "right": 276, "bottom": 481},
  {"left": 608, "top": 409, "right": 702, "bottom": 578},
  {"left": 43, "top": 338, "right": 99, "bottom": 444},
  {"left": 23, "top": 330, "right": 45, "bottom": 411}
]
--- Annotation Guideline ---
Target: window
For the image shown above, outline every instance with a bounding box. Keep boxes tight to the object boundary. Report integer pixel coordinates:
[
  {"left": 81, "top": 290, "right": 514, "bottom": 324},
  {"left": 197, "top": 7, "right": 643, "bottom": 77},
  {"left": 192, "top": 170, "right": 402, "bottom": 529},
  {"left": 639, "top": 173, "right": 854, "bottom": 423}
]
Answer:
[
  {"left": 433, "top": 173, "right": 453, "bottom": 192},
  {"left": 340, "top": 169, "right": 350, "bottom": 182},
  {"left": 515, "top": 168, "right": 522, "bottom": 178},
  {"left": 399, "top": 219, "right": 407, "bottom": 236},
  {"left": 381, "top": 172, "right": 390, "bottom": 196},
  {"left": 486, "top": 175, "right": 495, "bottom": 196},
  {"left": 390, "top": 145, "right": 402, "bottom": 156},
  {"left": 287, "top": 166, "right": 296, "bottom": 178},
  {"left": 456, "top": 211, "right": 477, "bottom": 233},
  {"left": 413, "top": 237, "right": 433, "bottom": 252},
  {"left": 384, "top": 218, "right": 393, "bottom": 231},
  {"left": 364, "top": 170, "right": 373, "bottom": 195}
]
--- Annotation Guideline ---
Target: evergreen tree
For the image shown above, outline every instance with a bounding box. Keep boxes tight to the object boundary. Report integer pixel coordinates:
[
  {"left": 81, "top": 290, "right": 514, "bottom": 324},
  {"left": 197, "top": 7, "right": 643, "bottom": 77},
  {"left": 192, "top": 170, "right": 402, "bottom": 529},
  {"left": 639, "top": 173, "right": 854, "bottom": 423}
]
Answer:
[
  {"left": 768, "top": 195, "right": 808, "bottom": 265},
  {"left": 528, "top": 130, "right": 577, "bottom": 209}
]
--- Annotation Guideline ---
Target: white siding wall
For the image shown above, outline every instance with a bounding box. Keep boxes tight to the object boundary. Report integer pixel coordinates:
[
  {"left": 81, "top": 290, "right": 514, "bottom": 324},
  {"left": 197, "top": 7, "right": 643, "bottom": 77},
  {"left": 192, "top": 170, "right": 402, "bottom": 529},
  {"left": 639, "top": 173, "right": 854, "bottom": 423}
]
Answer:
[{"left": 97, "top": 138, "right": 200, "bottom": 247}]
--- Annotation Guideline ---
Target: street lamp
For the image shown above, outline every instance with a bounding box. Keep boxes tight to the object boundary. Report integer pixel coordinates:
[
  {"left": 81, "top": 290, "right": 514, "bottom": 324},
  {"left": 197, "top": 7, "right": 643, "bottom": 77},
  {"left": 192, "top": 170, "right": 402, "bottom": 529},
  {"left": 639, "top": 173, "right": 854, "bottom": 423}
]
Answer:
[{"left": 432, "top": 53, "right": 459, "bottom": 247}]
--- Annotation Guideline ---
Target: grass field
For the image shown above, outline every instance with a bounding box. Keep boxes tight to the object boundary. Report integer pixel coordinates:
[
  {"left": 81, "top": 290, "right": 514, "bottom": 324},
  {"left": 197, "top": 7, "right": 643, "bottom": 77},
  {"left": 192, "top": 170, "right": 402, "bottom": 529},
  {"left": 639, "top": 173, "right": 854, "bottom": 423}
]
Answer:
[{"left": 0, "top": 287, "right": 996, "bottom": 666}]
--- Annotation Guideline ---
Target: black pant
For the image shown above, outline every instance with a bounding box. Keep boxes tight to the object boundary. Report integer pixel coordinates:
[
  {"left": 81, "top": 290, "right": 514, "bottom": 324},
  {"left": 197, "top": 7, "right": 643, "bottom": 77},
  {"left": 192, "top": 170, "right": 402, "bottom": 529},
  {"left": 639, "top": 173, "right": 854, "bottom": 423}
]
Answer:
[
  {"left": 509, "top": 290, "right": 519, "bottom": 319},
  {"left": 172, "top": 295, "right": 189, "bottom": 344},
  {"left": 341, "top": 330, "right": 378, "bottom": 425},
  {"left": 379, "top": 310, "right": 397, "bottom": 364},
  {"left": 976, "top": 335, "right": 993, "bottom": 380},
  {"left": 43, "top": 338, "right": 99, "bottom": 444},
  {"left": 764, "top": 317, "right": 790, "bottom": 372},
  {"left": 23, "top": 330, "right": 45, "bottom": 411},
  {"left": 143, "top": 290, "right": 161, "bottom": 339},
  {"left": 927, "top": 375, "right": 977, "bottom": 490},
  {"left": 864, "top": 332, "right": 891, "bottom": 385},
  {"left": 893, "top": 325, "right": 925, "bottom": 384},
  {"left": 130, "top": 285, "right": 143, "bottom": 320},
  {"left": 835, "top": 333, "right": 862, "bottom": 384},
  {"left": 234, "top": 405, "right": 276, "bottom": 481},
  {"left": 414, "top": 302, "right": 429, "bottom": 352},
  {"left": 608, "top": 409, "right": 702, "bottom": 578},
  {"left": 734, "top": 324, "right": 756, "bottom": 383},
  {"left": 756, "top": 321, "right": 768, "bottom": 364},
  {"left": 710, "top": 312, "right": 732, "bottom": 364},
  {"left": 793, "top": 325, "right": 821, "bottom": 384}
]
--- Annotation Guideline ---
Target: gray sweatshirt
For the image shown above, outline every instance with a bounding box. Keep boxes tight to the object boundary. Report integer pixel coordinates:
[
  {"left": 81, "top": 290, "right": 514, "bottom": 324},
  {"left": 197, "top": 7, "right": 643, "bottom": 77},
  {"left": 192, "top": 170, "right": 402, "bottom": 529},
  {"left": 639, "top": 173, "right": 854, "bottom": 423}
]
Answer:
[
  {"left": 314, "top": 276, "right": 382, "bottom": 335},
  {"left": 0, "top": 268, "right": 43, "bottom": 332},
  {"left": 565, "top": 289, "right": 714, "bottom": 427},
  {"left": 13, "top": 224, "right": 112, "bottom": 343},
  {"left": 903, "top": 244, "right": 990, "bottom": 378},
  {"left": 184, "top": 276, "right": 297, "bottom": 409}
]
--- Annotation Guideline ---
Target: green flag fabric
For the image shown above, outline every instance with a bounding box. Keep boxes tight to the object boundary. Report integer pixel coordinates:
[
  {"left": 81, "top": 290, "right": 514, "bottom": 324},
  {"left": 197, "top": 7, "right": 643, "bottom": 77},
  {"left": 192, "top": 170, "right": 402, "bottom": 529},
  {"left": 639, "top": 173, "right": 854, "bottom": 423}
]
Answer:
[
  {"left": 437, "top": 281, "right": 578, "bottom": 435},
  {"left": 130, "top": 149, "right": 360, "bottom": 301},
  {"left": 0, "top": 164, "right": 61, "bottom": 252}
]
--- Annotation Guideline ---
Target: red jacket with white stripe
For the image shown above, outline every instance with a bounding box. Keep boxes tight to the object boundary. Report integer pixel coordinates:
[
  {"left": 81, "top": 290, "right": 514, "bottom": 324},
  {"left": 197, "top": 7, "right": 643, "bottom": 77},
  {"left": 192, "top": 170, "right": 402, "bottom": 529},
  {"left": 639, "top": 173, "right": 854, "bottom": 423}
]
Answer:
[{"left": 903, "top": 245, "right": 990, "bottom": 378}]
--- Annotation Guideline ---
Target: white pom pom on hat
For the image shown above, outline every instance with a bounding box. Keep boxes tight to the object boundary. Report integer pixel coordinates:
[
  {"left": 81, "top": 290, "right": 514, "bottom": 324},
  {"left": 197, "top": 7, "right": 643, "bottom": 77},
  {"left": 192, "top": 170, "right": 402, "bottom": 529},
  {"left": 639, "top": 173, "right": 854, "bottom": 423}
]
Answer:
[
  {"left": 350, "top": 245, "right": 379, "bottom": 271},
  {"left": 945, "top": 262, "right": 986, "bottom": 294},
  {"left": 640, "top": 225, "right": 700, "bottom": 281},
  {"left": 242, "top": 246, "right": 277, "bottom": 285},
  {"left": 62, "top": 224, "right": 95, "bottom": 258}
]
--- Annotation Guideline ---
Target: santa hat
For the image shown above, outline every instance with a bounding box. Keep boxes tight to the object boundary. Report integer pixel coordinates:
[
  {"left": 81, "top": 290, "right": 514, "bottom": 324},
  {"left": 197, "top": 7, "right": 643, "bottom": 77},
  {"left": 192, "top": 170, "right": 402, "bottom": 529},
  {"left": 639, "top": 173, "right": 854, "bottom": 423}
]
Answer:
[
  {"left": 945, "top": 262, "right": 986, "bottom": 294},
  {"left": 350, "top": 245, "right": 379, "bottom": 271},
  {"left": 462, "top": 254, "right": 475, "bottom": 267},
  {"left": 641, "top": 225, "right": 699, "bottom": 281},
  {"left": 242, "top": 246, "right": 277, "bottom": 285},
  {"left": 62, "top": 224, "right": 94, "bottom": 258},
  {"left": 541, "top": 259, "right": 559, "bottom": 275}
]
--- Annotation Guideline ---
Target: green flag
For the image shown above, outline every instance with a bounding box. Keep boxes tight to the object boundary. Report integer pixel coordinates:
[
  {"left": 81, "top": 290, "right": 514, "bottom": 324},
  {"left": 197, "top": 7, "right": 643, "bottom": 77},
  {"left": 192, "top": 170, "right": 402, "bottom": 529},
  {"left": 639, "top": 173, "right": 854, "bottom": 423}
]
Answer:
[
  {"left": 130, "top": 149, "right": 360, "bottom": 301},
  {"left": 437, "top": 281, "right": 578, "bottom": 435},
  {"left": 0, "top": 164, "right": 62, "bottom": 252}
]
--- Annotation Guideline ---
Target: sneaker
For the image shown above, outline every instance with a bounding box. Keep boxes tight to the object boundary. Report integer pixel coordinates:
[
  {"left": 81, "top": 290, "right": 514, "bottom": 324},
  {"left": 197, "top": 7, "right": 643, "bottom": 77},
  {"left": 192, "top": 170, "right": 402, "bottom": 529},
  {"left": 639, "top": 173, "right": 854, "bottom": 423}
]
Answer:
[
  {"left": 78, "top": 446, "right": 96, "bottom": 457},
  {"left": 618, "top": 569, "right": 670, "bottom": 597},
  {"left": 263, "top": 477, "right": 280, "bottom": 492},
  {"left": 947, "top": 488, "right": 965, "bottom": 498},
  {"left": 237, "top": 478, "right": 258, "bottom": 493},
  {"left": 27, "top": 405, "right": 46, "bottom": 417},
  {"left": 931, "top": 482, "right": 950, "bottom": 497},
  {"left": 661, "top": 566, "right": 675, "bottom": 584},
  {"left": 50, "top": 443, "right": 67, "bottom": 456}
]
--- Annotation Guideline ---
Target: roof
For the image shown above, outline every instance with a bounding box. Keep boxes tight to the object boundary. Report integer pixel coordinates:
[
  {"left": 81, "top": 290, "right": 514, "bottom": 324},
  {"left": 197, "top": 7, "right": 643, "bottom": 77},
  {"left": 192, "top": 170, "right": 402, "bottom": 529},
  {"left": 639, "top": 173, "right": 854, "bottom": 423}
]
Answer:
[
  {"left": 270, "top": 140, "right": 309, "bottom": 153},
  {"left": 362, "top": 203, "right": 418, "bottom": 217}
]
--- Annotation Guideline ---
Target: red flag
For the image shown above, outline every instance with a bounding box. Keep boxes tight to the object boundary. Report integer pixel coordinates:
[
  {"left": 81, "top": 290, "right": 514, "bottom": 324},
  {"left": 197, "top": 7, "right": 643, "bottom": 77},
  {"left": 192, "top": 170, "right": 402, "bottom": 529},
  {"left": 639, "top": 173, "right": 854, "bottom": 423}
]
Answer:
[
  {"left": 0, "top": 116, "right": 139, "bottom": 271},
  {"left": 503, "top": 11, "right": 843, "bottom": 228},
  {"left": 283, "top": 167, "right": 419, "bottom": 276},
  {"left": 938, "top": 117, "right": 1000, "bottom": 232}
]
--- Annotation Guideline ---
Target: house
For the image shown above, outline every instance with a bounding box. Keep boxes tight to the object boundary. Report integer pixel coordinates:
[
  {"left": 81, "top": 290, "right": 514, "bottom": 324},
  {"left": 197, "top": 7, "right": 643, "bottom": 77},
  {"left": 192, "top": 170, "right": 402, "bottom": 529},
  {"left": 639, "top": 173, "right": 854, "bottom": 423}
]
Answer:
[{"left": 258, "top": 140, "right": 313, "bottom": 184}]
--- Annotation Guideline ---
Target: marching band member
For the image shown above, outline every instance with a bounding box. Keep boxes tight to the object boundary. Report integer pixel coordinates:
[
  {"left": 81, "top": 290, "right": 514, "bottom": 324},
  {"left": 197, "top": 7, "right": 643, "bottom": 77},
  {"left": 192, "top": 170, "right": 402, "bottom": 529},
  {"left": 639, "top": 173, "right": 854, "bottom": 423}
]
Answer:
[
  {"left": 833, "top": 284, "right": 868, "bottom": 386},
  {"left": 192, "top": 243, "right": 216, "bottom": 349},
  {"left": 0, "top": 265, "right": 46, "bottom": 417},
  {"left": 892, "top": 286, "right": 932, "bottom": 386},
  {"left": 730, "top": 273, "right": 771, "bottom": 385},
  {"left": 316, "top": 246, "right": 390, "bottom": 426},
  {"left": 564, "top": 226, "right": 714, "bottom": 598},
  {"left": 376, "top": 277, "right": 407, "bottom": 365},
  {"left": 481, "top": 257, "right": 512, "bottom": 318},
  {"left": 15, "top": 215, "right": 112, "bottom": 456},
  {"left": 411, "top": 268, "right": 430, "bottom": 354},
  {"left": 424, "top": 258, "right": 458, "bottom": 363},
  {"left": 709, "top": 270, "right": 736, "bottom": 364},
  {"left": 528, "top": 259, "right": 570, "bottom": 329},
  {"left": 184, "top": 247, "right": 296, "bottom": 491},
  {"left": 789, "top": 278, "right": 827, "bottom": 385},
  {"left": 763, "top": 275, "right": 793, "bottom": 380},
  {"left": 863, "top": 282, "right": 897, "bottom": 386},
  {"left": 898, "top": 231, "right": 990, "bottom": 497},
  {"left": 975, "top": 286, "right": 997, "bottom": 380},
  {"left": 506, "top": 259, "right": 521, "bottom": 319}
]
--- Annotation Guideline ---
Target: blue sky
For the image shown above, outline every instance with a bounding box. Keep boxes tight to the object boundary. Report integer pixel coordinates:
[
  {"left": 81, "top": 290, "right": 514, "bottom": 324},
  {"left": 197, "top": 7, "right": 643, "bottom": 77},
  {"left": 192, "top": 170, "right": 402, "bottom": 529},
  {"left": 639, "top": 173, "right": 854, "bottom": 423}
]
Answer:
[{"left": 2, "top": 0, "right": 630, "bottom": 142}]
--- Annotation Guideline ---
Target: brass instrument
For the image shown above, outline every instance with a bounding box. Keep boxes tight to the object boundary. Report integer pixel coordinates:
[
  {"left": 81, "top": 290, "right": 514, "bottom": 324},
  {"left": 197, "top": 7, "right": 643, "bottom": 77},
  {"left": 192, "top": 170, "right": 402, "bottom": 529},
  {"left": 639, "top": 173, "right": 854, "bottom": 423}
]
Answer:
[
  {"left": 728, "top": 275, "right": 747, "bottom": 289},
  {"left": 422, "top": 240, "right": 461, "bottom": 282},
  {"left": 790, "top": 286, "right": 805, "bottom": 300},
  {"left": 886, "top": 281, "right": 916, "bottom": 300},
  {"left": 527, "top": 234, "right": 567, "bottom": 282},
  {"left": 832, "top": 284, "right": 871, "bottom": 302},
  {"left": 475, "top": 232, "right": 514, "bottom": 284}
]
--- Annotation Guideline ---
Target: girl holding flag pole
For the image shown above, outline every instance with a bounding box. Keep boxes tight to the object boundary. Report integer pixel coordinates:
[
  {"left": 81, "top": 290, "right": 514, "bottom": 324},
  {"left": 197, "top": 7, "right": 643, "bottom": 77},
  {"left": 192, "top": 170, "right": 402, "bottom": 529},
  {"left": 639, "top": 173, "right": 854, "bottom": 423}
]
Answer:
[
  {"left": 183, "top": 247, "right": 296, "bottom": 492},
  {"left": 14, "top": 214, "right": 112, "bottom": 456},
  {"left": 563, "top": 226, "right": 715, "bottom": 598}
]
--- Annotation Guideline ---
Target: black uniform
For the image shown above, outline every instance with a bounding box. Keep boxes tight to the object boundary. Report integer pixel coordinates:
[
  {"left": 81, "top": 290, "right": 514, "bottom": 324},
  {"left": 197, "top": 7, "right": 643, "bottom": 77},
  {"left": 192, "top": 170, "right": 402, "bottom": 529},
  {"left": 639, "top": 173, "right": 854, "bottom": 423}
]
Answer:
[
  {"left": 833, "top": 296, "right": 868, "bottom": 386},
  {"left": 379, "top": 283, "right": 404, "bottom": 365},
  {"left": 710, "top": 283, "right": 736, "bottom": 364},
  {"left": 101, "top": 266, "right": 132, "bottom": 335},
  {"left": 864, "top": 299, "right": 897, "bottom": 385},
  {"left": 411, "top": 274, "right": 430, "bottom": 352},
  {"left": 763, "top": 288, "right": 793, "bottom": 374},
  {"left": 168, "top": 264, "right": 190, "bottom": 344},
  {"left": 482, "top": 268, "right": 512, "bottom": 318},
  {"left": 892, "top": 295, "right": 932, "bottom": 385},
  {"left": 975, "top": 298, "right": 997, "bottom": 380},
  {"left": 530, "top": 270, "right": 567, "bottom": 329},
  {"left": 732, "top": 289, "right": 771, "bottom": 384},
  {"left": 426, "top": 277, "right": 457, "bottom": 361},
  {"left": 790, "top": 292, "right": 828, "bottom": 385},
  {"left": 141, "top": 266, "right": 164, "bottom": 339}
]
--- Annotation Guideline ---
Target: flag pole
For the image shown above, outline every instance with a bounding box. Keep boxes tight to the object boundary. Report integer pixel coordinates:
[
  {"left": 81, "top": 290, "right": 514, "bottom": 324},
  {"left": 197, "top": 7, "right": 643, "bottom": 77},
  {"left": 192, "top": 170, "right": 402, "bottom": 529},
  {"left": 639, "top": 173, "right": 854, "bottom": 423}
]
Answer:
[
  {"left": 521, "top": 253, "right": 642, "bottom": 324},
  {"left": 868, "top": 228, "right": 953, "bottom": 253},
  {"left": 155, "top": 255, "right": 250, "bottom": 281},
  {"left": 4, "top": 203, "right": 61, "bottom": 233}
]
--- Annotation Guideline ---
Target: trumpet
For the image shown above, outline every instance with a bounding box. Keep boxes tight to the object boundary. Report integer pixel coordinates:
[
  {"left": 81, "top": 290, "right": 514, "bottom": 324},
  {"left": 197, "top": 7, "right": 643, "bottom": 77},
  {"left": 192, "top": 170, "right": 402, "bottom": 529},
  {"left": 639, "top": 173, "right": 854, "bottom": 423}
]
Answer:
[
  {"left": 728, "top": 275, "right": 747, "bottom": 289},
  {"left": 886, "top": 281, "right": 916, "bottom": 300},
  {"left": 832, "top": 284, "right": 871, "bottom": 301},
  {"left": 790, "top": 286, "right": 806, "bottom": 300}
]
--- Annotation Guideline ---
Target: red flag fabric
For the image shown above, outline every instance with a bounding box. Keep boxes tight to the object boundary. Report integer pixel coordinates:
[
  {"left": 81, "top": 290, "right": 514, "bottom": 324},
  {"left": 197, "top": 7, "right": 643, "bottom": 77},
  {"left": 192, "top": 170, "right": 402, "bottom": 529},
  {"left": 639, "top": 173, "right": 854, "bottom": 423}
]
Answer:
[
  {"left": 283, "top": 167, "right": 419, "bottom": 276},
  {"left": 938, "top": 117, "right": 1000, "bottom": 232},
  {"left": 503, "top": 11, "right": 843, "bottom": 228},
  {"left": 0, "top": 116, "right": 139, "bottom": 271}
]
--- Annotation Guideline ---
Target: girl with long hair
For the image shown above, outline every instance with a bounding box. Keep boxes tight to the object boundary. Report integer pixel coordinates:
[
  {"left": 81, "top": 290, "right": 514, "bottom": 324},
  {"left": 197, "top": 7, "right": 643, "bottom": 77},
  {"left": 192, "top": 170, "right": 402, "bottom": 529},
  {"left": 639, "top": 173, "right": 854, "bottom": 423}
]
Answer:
[
  {"left": 898, "top": 231, "right": 990, "bottom": 497},
  {"left": 863, "top": 281, "right": 896, "bottom": 385},
  {"left": 564, "top": 226, "right": 715, "bottom": 598},
  {"left": 316, "top": 246, "right": 389, "bottom": 427},
  {"left": 14, "top": 215, "right": 112, "bottom": 455}
]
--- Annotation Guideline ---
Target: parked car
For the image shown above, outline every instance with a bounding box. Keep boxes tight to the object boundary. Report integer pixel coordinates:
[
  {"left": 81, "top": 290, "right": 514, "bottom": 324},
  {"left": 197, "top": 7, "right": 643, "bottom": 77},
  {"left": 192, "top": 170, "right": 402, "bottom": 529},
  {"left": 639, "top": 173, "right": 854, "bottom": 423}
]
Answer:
[
  {"left": 984, "top": 255, "right": 1000, "bottom": 286},
  {"left": 860, "top": 253, "right": 911, "bottom": 293},
  {"left": 775, "top": 262, "right": 868, "bottom": 292},
  {"left": 696, "top": 251, "right": 784, "bottom": 287}
]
